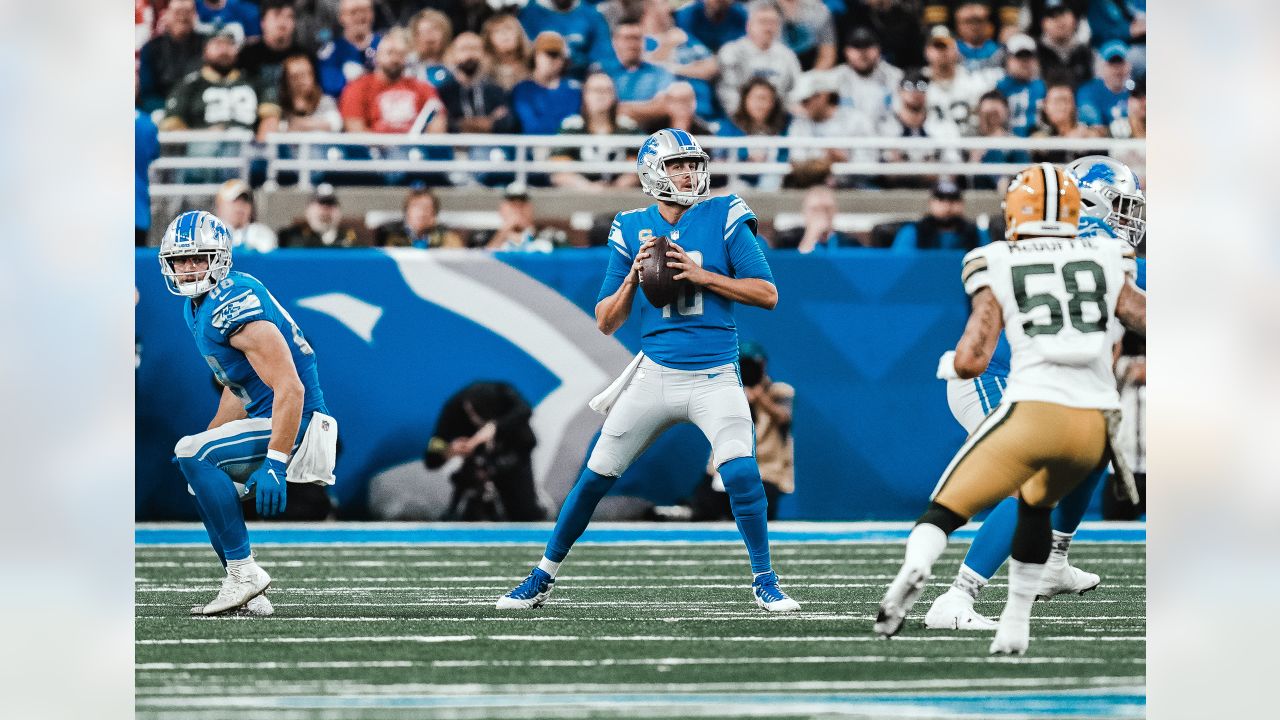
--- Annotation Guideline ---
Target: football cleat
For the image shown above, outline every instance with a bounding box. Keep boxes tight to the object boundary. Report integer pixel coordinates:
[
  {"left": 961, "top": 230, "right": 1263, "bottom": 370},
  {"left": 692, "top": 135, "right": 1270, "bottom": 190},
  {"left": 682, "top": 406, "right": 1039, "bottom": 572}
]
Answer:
[
  {"left": 924, "top": 588, "right": 998, "bottom": 631},
  {"left": 496, "top": 567, "right": 555, "bottom": 609},
  {"left": 1035, "top": 562, "right": 1100, "bottom": 601},
  {"left": 875, "top": 564, "right": 930, "bottom": 637},
  {"left": 190, "top": 592, "right": 274, "bottom": 617},
  {"left": 989, "top": 617, "right": 1031, "bottom": 655},
  {"left": 197, "top": 562, "right": 271, "bottom": 616},
  {"left": 752, "top": 571, "right": 801, "bottom": 612}
]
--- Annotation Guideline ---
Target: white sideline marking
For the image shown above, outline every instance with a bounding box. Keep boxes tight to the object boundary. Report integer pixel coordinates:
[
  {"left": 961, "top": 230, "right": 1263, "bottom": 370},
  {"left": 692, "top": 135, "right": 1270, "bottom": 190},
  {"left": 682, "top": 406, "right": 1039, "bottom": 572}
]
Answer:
[
  {"left": 138, "top": 661, "right": 415, "bottom": 670},
  {"left": 136, "top": 613, "right": 1145, "bottom": 623},
  {"left": 137, "top": 633, "right": 1142, "bottom": 646}
]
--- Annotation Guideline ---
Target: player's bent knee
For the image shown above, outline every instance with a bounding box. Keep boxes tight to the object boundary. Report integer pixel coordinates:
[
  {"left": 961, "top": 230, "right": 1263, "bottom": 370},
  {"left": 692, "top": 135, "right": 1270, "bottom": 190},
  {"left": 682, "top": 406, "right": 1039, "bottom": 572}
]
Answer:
[
  {"left": 586, "top": 446, "right": 626, "bottom": 479},
  {"left": 173, "top": 433, "right": 205, "bottom": 459},
  {"left": 711, "top": 420, "right": 754, "bottom": 468}
]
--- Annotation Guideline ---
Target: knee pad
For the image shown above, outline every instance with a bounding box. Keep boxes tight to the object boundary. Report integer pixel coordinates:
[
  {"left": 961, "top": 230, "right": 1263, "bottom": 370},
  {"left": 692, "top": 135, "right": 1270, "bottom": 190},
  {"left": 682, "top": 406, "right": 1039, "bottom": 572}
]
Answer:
[{"left": 711, "top": 418, "right": 754, "bottom": 468}]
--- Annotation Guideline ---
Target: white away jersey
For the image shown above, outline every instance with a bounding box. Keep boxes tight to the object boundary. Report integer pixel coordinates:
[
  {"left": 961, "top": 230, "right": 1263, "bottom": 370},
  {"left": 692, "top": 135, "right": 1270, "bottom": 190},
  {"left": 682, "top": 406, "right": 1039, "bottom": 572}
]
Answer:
[{"left": 962, "top": 237, "right": 1136, "bottom": 410}]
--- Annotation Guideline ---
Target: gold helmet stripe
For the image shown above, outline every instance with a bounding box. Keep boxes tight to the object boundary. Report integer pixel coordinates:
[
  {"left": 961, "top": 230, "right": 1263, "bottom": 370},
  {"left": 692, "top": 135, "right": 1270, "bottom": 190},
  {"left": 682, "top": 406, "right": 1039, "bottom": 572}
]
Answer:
[{"left": 1040, "top": 162, "right": 1058, "bottom": 223}]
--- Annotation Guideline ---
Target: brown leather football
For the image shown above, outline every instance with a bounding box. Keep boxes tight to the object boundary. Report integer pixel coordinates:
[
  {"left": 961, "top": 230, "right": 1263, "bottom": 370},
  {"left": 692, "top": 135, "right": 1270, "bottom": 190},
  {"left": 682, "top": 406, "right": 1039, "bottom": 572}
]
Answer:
[{"left": 639, "top": 235, "right": 682, "bottom": 308}]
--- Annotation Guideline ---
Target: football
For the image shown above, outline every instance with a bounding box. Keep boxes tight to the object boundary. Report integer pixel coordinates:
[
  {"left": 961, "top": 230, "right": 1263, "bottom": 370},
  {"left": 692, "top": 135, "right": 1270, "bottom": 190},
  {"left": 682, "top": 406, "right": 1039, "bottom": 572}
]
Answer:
[{"left": 639, "top": 235, "right": 683, "bottom": 308}]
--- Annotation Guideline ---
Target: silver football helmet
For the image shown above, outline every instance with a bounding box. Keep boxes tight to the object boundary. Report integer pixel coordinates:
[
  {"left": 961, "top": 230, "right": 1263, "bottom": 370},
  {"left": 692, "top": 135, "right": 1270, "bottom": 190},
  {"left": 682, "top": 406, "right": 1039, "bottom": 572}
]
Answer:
[
  {"left": 636, "top": 128, "right": 710, "bottom": 206},
  {"left": 1066, "top": 155, "right": 1146, "bottom": 247},
  {"left": 158, "top": 210, "right": 233, "bottom": 297}
]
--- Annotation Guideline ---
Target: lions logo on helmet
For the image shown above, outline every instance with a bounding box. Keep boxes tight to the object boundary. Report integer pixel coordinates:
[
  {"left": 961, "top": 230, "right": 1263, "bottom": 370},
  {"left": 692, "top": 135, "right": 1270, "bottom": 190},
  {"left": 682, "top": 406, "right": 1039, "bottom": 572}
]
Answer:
[
  {"left": 1065, "top": 155, "right": 1146, "bottom": 247},
  {"left": 636, "top": 128, "right": 711, "bottom": 206},
  {"left": 158, "top": 210, "right": 234, "bottom": 297},
  {"left": 1003, "top": 163, "right": 1081, "bottom": 240}
]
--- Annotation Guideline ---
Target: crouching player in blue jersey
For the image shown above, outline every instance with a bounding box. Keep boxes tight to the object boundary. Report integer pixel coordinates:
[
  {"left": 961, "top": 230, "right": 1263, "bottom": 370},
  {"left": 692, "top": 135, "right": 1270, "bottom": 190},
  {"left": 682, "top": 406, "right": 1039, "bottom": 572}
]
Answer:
[
  {"left": 497, "top": 129, "right": 801, "bottom": 612},
  {"left": 923, "top": 156, "right": 1147, "bottom": 630},
  {"left": 159, "top": 211, "right": 338, "bottom": 616}
]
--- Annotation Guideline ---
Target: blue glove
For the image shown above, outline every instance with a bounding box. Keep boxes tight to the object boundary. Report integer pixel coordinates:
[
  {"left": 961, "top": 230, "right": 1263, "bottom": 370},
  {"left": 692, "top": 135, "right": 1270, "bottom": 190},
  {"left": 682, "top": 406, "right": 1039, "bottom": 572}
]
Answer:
[{"left": 247, "top": 456, "right": 288, "bottom": 518}]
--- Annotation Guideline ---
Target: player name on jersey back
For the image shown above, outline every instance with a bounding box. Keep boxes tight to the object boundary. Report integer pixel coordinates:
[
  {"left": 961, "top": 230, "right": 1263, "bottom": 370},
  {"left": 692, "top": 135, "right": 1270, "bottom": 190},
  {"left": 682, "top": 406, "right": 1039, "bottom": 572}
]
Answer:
[{"left": 962, "top": 237, "right": 1135, "bottom": 410}]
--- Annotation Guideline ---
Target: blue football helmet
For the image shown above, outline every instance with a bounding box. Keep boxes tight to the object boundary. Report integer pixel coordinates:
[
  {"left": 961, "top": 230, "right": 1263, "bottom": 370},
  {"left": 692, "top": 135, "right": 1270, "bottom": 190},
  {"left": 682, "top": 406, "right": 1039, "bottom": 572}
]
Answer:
[
  {"left": 1066, "top": 155, "right": 1146, "bottom": 247},
  {"left": 637, "top": 128, "right": 710, "bottom": 206},
  {"left": 158, "top": 210, "right": 233, "bottom": 297}
]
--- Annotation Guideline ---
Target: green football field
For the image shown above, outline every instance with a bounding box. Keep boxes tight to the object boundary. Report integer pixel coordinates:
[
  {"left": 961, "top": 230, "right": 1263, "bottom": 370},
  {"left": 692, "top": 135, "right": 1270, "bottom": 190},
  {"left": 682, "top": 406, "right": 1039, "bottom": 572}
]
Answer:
[{"left": 135, "top": 528, "right": 1145, "bottom": 719}]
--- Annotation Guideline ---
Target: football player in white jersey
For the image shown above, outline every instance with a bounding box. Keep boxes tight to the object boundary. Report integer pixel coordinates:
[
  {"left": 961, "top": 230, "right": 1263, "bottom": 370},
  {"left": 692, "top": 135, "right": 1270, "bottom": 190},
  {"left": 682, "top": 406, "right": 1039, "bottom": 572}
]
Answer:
[{"left": 874, "top": 163, "right": 1145, "bottom": 654}]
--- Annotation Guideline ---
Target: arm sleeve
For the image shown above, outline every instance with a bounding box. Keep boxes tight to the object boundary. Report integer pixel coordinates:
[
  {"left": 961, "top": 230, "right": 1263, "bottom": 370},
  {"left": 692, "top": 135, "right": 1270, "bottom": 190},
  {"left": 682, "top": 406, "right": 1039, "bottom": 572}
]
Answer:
[
  {"left": 961, "top": 247, "right": 993, "bottom": 296},
  {"left": 317, "top": 48, "right": 346, "bottom": 98},
  {"left": 596, "top": 218, "right": 634, "bottom": 303},
  {"left": 726, "top": 221, "right": 773, "bottom": 283}
]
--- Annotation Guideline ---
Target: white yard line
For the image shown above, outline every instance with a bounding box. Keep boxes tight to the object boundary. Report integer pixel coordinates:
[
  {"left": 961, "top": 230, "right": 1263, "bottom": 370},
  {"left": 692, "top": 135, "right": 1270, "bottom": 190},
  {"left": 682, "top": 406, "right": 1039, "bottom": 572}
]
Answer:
[{"left": 137, "top": 633, "right": 1142, "bottom": 646}]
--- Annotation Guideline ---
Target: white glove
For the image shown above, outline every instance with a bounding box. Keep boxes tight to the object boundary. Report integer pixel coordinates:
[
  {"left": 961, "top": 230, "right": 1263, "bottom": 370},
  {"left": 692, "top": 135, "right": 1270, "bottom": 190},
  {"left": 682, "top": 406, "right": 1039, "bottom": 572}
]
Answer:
[{"left": 936, "top": 351, "right": 960, "bottom": 381}]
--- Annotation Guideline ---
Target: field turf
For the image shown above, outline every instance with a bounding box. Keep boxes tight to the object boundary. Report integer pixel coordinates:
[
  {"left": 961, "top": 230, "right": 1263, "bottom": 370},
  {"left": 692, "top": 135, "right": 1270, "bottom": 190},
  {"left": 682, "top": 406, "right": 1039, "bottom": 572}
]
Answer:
[{"left": 135, "top": 524, "right": 1145, "bottom": 719}]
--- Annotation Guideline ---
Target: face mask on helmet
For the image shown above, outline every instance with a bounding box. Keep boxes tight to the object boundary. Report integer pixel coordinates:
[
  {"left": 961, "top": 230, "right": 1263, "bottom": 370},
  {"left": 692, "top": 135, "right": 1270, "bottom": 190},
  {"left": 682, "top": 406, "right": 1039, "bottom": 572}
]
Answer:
[
  {"left": 1068, "top": 155, "right": 1146, "bottom": 247},
  {"left": 158, "top": 211, "right": 234, "bottom": 297}
]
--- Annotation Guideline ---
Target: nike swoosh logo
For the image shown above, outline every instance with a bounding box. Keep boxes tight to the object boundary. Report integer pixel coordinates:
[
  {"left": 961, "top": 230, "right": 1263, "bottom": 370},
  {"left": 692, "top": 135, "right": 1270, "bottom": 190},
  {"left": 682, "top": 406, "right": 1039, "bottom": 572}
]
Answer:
[{"left": 707, "top": 373, "right": 720, "bottom": 379}]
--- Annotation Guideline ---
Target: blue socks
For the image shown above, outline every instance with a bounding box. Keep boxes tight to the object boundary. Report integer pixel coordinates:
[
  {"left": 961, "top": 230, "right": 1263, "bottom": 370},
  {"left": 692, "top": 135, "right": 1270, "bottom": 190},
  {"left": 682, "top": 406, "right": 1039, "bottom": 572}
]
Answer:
[
  {"left": 959, "top": 495, "right": 1018, "bottom": 579},
  {"left": 718, "top": 457, "right": 772, "bottom": 574},
  {"left": 176, "top": 457, "right": 251, "bottom": 562},
  {"left": 544, "top": 468, "right": 617, "bottom": 563}
]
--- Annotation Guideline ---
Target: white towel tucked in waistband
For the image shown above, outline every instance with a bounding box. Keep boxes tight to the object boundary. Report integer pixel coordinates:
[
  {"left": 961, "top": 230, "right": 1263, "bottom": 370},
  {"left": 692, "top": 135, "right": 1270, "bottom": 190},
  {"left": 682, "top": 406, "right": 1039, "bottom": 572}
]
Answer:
[
  {"left": 588, "top": 352, "right": 645, "bottom": 416},
  {"left": 287, "top": 411, "right": 338, "bottom": 486}
]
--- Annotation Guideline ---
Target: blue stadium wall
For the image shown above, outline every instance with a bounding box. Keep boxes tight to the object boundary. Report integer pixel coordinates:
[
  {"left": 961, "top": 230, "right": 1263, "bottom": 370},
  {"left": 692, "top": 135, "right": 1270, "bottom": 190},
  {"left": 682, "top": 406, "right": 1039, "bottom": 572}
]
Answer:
[{"left": 135, "top": 247, "right": 978, "bottom": 521}]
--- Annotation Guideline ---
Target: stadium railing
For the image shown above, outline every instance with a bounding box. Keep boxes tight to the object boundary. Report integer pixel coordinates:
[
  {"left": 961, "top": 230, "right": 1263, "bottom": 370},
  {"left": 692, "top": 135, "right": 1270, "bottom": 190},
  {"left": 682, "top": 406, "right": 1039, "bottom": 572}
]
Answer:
[{"left": 149, "top": 131, "right": 1146, "bottom": 197}]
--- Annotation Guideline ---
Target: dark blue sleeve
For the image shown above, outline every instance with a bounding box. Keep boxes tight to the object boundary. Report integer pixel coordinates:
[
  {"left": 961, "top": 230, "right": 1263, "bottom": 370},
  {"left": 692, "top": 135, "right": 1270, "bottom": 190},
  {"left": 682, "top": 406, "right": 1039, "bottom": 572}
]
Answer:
[
  {"left": 726, "top": 223, "right": 773, "bottom": 283},
  {"left": 596, "top": 243, "right": 633, "bottom": 304},
  {"left": 318, "top": 51, "right": 346, "bottom": 98}
]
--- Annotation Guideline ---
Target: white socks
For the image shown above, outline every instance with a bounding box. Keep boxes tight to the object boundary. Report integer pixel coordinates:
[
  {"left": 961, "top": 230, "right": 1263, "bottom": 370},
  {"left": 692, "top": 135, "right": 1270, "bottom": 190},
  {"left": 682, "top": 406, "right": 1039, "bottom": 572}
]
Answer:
[
  {"left": 904, "top": 523, "right": 949, "bottom": 572},
  {"left": 952, "top": 564, "right": 990, "bottom": 601},
  {"left": 537, "top": 556, "right": 561, "bottom": 578},
  {"left": 1002, "top": 559, "right": 1047, "bottom": 623},
  {"left": 1048, "top": 531, "right": 1074, "bottom": 566}
]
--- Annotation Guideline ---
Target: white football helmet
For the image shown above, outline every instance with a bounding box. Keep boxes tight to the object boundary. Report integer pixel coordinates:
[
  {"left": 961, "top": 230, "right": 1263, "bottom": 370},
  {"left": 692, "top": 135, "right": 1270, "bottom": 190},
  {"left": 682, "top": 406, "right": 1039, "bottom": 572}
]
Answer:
[
  {"left": 159, "top": 210, "right": 233, "bottom": 297},
  {"left": 1065, "top": 155, "right": 1146, "bottom": 247},
  {"left": 636, "top": 128, "right": 710, "bottom": 206}
]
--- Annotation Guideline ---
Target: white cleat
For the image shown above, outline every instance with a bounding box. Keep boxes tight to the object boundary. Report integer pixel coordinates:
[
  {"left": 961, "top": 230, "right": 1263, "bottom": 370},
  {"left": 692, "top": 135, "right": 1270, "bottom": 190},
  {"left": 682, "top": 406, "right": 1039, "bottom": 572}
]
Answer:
[
  {"left": 989, "top": 618, "right": 1031, "bottom": 655},
  {"left": 752, "top": 571, "right": 801, "bottom": 612},
  {"left": 1035, "top": 562, "right": 1100, "bottom": 601},
  {"left": 190, "top": 593, "right": 274, "bottom": 617},
  {"left": 496, "top": 568, "right": 556, "bottom": 610},
  {"left": 924, "top": 588, "right": 998, "bottom": 631},
  {"left": 197, "top": 562, "right": 271, "bottom": 616},
  {"left": 875, "top": 564, "right": 930, "bottom": 637}
]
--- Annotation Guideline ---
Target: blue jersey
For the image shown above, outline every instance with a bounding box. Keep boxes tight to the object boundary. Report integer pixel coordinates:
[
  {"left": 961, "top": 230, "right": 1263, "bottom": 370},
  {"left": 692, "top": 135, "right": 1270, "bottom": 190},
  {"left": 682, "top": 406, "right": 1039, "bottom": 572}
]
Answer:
[
  {"left": 197, "top": 0, "right": 261, "bottom": 38},
  {"left": 185, "top": 271, "right": 327, "bottom": 419},
  {"left": 995, "top": 75, "right": 1045, "bottom": 137},
  {"left": 518, "top": 1, "right": 615, "bottom": 79},
  {"left": 675, "top": 1, "right": 748, "bottom": 53},
  {"left": 597, "top": 195, "right": 771, "bottom": 370},
  {"left": 1076, "top": 78, "right": 1129, "bottom": 128},
  {"left": 512, "top": 78, "right": 582, "bottom": 135},
  {"left": 317, "top": 34, "right": 381, "bottom": 98},
  {"left": 135, "top": 110, "right": 159, "bottom": 232}
]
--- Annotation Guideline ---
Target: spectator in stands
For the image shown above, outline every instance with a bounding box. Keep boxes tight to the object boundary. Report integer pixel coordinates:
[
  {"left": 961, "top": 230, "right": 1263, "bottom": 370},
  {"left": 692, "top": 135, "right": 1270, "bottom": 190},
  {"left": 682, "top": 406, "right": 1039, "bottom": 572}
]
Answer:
[
  {"left": 994, "top": 33, "right": 1045, "bottom": 137},
  {"left": 1076, "top": 40, "right": 1132, "bottom": 134},
  {"left": 763, "top": 0, "right": 838, "bottom": 71},
  {"left": 197, "top": 0, "right": 261, "bottom": 40},
  {"left": 842, "top": 0, "right": 924, "bottom": 70},
  {"left": 718, "top": 77, "right": 791, "bottom": 191},
  {"left": 598, "top": 0, "right": 647, "bottom": 29},
  {"left": 878, "top": 70, "right": 962, "bottom": 172},
  {"left": 135, "top": 99, "right": 160, "bottom": 247},
  {"left": 1085, "top": 0, "right": 1143, "bottom": 51},
  {"left": 969, "top": 90, "right": 1030, "bottom": 190},
  {"left": 438, "top": 32, "right": 517, "bottom": 135},
  {"left": 214, "top": 179, "right": 278, "bottom": 253},
  {"left": 1037, "top": 0, "right": 1092, "bottom": 88},
  {"left": 645, "top": 80, "right": 717, "bottom": 136},
  {"left": 162, "top": 25, "right": 281, "bottom": 141},
  {"left": 716, "top": 4, "right": 802, "bottom": 117},
  {"left": 832, "top": 26, "right": 903, "bottom": 130},
  {"left": 550, "top": 72, "right": 641, "bottom": 191},
  {"left": 377, "top": 186, "right": 467, "bottom": 248},
  {"left": 393, "top": 0, "right": 497, "bottom": 37},
  {"left": 339, "top": 28, "right": 446, "bottom": 134},
  {"left": 408, "top": 8, "right": 456, "bottom": 88},
  {"left": 952, "top": 1, "right": 1003, "bottom": 75},
  {"left": 786, "top": 70, "right": 875, "bottom": 168},
  {"left": 892, "top": 179, "right": 988, "bottom": 251},
  {"left": 675, "top": 0, "right": 747, "bottom": 53},
  {"left": 640, "top": 0, "right": 720, "bottom": 121},
  {"left": 1031, "top": 80, "right": 1091, "bottom": 162},
  {"left": 482, "top": 12, "right": 532, "bottom": 91},
  {"left": 598, "top": 17, "right": 675, "bottom": 127},
  {"left": 512, "top": 32, "right": 583, "bottom": 135},
  {"left": 318, "top": 0, "right": 381, "bottom": 98},
  {"left": 278, "top": 184, "right": 371, "bottom": 248},
  {"left": 278, "top": 54, "right": 344, "bottom": 132},
  {"left": 476, "top": 183, "right": 567, "bottom": 252},
  {"left": 138, "top": 0, "right": 206, "bottom": 113},
  {"left": 922, "top": 0, "right": 1021, "bottom": 42},
  {"left": 775, "top": 186, "right": 861, "bottom": 252},
  {"left": 1112, "top": 75, "right": 1145, "bottom": 139},
  {"left": 923, "top": 25, "right": 994, "bottom": 136},
  {"left": 518, "top": 0, "right": 615, "bottom": 81},
  {"left": 236, "top": 0, "right": 304, "bottom": 91},
  {"left": 136, "top": 0, "right": 155, "bottom": 51},
  {"left": 423, "top": 381, "right": 546, "bottom": 522}
]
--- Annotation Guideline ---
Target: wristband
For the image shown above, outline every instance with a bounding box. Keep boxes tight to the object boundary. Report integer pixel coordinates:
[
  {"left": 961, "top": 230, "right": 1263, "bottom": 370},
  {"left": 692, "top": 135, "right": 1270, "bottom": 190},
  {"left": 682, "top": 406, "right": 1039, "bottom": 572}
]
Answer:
[{"left": 266, "top": 449, "right": 290, "bottom": 465}]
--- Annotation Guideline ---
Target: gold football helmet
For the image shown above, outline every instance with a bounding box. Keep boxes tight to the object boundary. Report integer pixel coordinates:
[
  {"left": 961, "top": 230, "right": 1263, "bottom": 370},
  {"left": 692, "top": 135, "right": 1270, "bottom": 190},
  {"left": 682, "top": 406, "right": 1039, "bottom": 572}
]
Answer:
[{"left": 1003, "top": 163, "right": 1081, "bottom": 240}]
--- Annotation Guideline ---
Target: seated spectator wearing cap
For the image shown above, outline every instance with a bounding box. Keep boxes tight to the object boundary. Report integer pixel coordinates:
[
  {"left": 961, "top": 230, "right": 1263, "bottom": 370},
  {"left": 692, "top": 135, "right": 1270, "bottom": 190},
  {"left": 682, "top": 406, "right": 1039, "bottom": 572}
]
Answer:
[
  {"left": 751, "top": 0, "right": 838, "bottom": 71},
  {"left": 717, "top": 77, "right": 792, "bottom": 191},
  {"left": 376, "top": 187, "right": 466, "bottom": 249},
  {"left": 278, "top": 185, "right": 371, "bottom": 249},
  {"left": 951, "top": 1, "right": 1003, "bottom": 76},
  {"left": 640, "top": 0, "right": 721, "bottom": 121},
  {"left": 969, "top": 90, "right": 1031, "bottom": 190},
  {"left": 197, "top": 0, "right": 261, "bottom": 40},
  {"left": 841, "top": 0, "right": 924, "bottom": 70},
  {"left": 408, "top": 8, "right": 456, "bottom": 89},
  {"left": 317, "top": 0, "right": 382, "bottom": 98},
  {"left": 877, "top": 70, "right": 962, "bottom": 175},
  {"left": 339, "top": 28, "right": 447, "bottom": 134},
  {"left": 237, "top": 0, "right": 307, "bottom": 91},
  {"left": 994, "top": 34, "right": 1046, "bottom": 137},
  {"left": 922, "top": 0, "right": 1022, "bottom": 44},
  {"left": 1036, "top": 1, "right": 1092, "bottom": 88},
  {"left": 595, "top": 17, "right": 676, "bottom": 127},
  {"left": 138, "top": 0, "right": 206, "bottom": 113},
  {"left": 550, "top": 72, "right": 641, "bottom": 191},
  {"left": 774, "top": 186, "right": 862, "bottom": 252},
  {"left": 923, "top": 25, "right": 995, "bottom": 135},
  {"left": 214, "top": 180, "right": 278, "bottom": 253},
  {"left": 1076, "top": 40, "right": 1132, "bottom": 134},
  {"left": 162, "top": 24, "right": 282, "bottom": 142},
  {"left": 676, "top": 0, "right": 747, "bottom": 54},
  {"left": 512, "top": 32, "right": 584, "bottom": 135},
  {"left": 518, "top": 0, "right": 614, "bottom": 81},
  {"left": 716, "top": 4, "right": 803, "bottom": 118},
  {"left": 482, "top": 13, "right": 533, "bottom": 92},
  {"left": 832, "top": 26, "right": 903, "bottom": 131},
  {"left": 475, "top": 185, "right": 567, "bottom": 253},
  {"left": 892, "top": 181, "right": 989, "bottom": 251},
  {"left": 787, "top": 70, "right": 875, "bottom": 169}
]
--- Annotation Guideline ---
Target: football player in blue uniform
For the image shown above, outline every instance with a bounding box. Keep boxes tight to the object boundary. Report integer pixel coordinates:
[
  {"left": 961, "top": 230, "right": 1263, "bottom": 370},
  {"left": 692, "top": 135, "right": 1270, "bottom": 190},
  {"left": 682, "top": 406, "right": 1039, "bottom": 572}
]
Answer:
[
  {"left": 497, "top": 129, "right": 801, "bottom": 612},
  {"left": 160, "top": 211, "right": 338, "bottom": 616},
  {"left": 923, "top": 156, "right": 1146, "bottom": 630}
]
